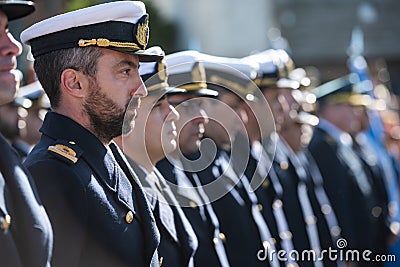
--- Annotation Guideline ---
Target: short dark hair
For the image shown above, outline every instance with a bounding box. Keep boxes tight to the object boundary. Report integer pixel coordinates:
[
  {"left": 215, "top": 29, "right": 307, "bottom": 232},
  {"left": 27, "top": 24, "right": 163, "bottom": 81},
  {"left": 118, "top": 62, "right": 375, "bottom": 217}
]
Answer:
[{"left": 34, "top": 47, "right": 103, "bottom": 109}]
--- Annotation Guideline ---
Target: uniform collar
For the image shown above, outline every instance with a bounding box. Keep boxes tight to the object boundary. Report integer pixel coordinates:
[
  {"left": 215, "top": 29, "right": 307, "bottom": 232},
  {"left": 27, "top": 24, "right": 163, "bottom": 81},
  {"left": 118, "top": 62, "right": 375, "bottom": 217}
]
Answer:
[
  {"left": 40, "top": 112, "right": 115, "bottom": 189},
  {"left": 40, "top": 111, "right": 107, "bottom": 156}
]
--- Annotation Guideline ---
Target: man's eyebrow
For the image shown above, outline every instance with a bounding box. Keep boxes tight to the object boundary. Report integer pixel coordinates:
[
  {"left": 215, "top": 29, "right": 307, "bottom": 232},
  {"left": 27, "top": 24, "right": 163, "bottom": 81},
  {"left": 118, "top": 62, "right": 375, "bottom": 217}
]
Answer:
[{"left": 116, "top": 60, "right": 138, "bottom": 69}]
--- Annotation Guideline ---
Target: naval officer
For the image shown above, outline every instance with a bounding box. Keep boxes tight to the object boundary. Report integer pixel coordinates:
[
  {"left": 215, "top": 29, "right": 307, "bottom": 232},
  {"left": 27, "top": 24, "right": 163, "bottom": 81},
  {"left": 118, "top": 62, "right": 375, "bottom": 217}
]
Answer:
[{"left": 21, "top": 1, "right": 163, "bottom": 266}]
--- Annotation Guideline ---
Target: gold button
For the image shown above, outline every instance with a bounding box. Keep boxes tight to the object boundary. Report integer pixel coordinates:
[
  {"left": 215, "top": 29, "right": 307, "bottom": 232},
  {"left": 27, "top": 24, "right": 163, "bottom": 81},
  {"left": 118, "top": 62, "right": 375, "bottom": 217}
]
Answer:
[
  {"left": 280, "top": 161, "right": 289, "bottom": 170},
  {"left": 390, "top": 222, "right": 400, "bottom": 235},
  {"left": 69, "top": 141, "right": 76, "bottom": 145},
  {"left": 189, "top": 201, "right": 197, "bottom": 209},
  {"left": 389, "top": 202, "right": 397, "bottom": 216},
  {"left": 321, "top": 204, "right": 332, "bottom": 215},
  {"left": 219, "top": 232, "right": 226, "bottom": 243},
  {"left": 272, "top": 199, "right": 283, "bottom": 210},
  {"left": 305, "top": 215, "right": 317, "bottom": 225},
  {"left": 372, "top": 206, "right": 382, "bottom": 218},
  {"left": 159, "top": 257, "right": 163, "bottom": 267},
  {"left": 125, "top": 211, "right": 134, "bottom": 224},
  {"left": 1, "top": 214, "right": 11, "bottom": 230},
  {"left": 257, "top": 204, "right": 263, "bottom": 212},
  {"left": 330, "top": 226, "right": 341, "bottom": 237},
  {"left": 263, "top": 240, "right": 271, "bottom": 249},
  {"left": 279, "top": 230, "right": 292, "bottom": 240},
  {"left": 262, "top": 180, "right": 270, "bottom": 188}
]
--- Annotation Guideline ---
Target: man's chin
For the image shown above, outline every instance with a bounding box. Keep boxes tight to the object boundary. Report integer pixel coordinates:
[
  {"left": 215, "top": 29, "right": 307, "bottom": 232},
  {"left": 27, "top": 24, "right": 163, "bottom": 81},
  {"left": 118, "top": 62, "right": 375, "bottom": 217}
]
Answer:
[
  {"left": 162, "top": 140, "right": 177, "bottom": 155},
  {"left": 0, "top": 87, "right": 17, "bottom": 105},
  {"left": 122, "top": 120, "right": 135, "bottom": 136}
]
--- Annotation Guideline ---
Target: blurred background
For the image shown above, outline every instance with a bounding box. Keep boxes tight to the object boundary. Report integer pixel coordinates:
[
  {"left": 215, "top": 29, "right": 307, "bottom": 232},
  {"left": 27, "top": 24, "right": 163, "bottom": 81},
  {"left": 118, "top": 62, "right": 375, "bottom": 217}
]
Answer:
[{"left": 11, "top": 0, "right": 400, "bottom": 94}]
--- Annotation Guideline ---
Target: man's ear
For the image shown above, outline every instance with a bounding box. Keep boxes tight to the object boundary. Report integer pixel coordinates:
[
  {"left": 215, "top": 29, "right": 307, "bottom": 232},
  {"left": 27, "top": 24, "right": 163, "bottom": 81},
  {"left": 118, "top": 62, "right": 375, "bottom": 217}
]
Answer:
[{"left": 60, "top": 69, "right": 87, "bottom": 98}]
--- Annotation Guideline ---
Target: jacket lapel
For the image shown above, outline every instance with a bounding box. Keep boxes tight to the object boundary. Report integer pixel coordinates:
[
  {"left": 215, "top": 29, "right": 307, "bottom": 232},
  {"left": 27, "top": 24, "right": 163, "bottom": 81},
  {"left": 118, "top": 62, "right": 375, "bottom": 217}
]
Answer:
[
  {"left": 135, "top": 165, "right": 179, "bottom": 244},
  {"left": 109, "top": 143, "right": 160, "bottom": 265},
  {"left": 82, "top": 145, "right": 139, "bottom": 217},
  {"left": 157, "top": 201, "right": 178, "bottom": 243}
]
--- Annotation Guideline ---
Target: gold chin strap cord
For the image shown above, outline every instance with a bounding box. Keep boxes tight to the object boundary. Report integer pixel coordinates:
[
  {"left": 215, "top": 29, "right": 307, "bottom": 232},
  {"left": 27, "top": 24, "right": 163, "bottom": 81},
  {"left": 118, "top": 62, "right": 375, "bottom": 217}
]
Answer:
[{"left": 78, "top": 38, "right": 140, "bottom": 50}]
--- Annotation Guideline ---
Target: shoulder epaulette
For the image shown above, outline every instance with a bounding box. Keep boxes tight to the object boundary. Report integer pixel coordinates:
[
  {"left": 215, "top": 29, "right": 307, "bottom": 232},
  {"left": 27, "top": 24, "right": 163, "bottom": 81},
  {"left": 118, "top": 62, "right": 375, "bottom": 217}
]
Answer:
[{"left": 48, "top": 140, "right": 83, "bottom": 165}]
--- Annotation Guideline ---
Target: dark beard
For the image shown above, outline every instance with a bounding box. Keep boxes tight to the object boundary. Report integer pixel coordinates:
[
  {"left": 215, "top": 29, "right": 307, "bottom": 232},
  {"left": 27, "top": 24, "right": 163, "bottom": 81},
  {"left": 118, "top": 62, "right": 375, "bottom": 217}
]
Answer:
[{"left": 83, "top": 79, "right": 129, "bottom": 143}]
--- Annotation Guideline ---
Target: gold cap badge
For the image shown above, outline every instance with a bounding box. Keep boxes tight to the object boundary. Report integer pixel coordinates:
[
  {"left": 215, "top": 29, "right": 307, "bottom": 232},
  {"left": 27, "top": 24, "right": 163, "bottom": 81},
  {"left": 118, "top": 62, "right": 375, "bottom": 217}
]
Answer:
[{"left": 135, "top": 15, "right": 149, "bottom": 48}]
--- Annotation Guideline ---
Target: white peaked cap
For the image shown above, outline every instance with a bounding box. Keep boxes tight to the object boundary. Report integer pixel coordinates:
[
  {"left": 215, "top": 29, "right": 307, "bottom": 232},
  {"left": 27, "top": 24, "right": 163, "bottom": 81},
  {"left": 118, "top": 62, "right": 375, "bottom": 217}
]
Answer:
[
  {"left": 164, "top": 50, "right": 218, "bottom": 97},
  {"left": 20, "top": 1, "right": 162, "bottom": 62},
  {"left": 139, "top": 46, "right": 165, "bottom": 76},
  {"left": 165, "top": 50, "right": 204, "bottom": 75},
  {"left": 243, "top": 49, "right": 278, "bottom": 76},
  {"left": 21, "top": 1, "right": 146, "bottom": 44},
  {"left": 197, "top": 53, "right": 259, "bottom": 81}
]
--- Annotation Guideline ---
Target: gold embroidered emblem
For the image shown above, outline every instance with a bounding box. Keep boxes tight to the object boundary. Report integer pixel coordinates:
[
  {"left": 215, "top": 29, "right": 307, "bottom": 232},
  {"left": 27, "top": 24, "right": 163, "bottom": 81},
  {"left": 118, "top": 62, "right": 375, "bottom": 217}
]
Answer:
[
  {"left": 48, "top": 144, "right": 78, "bottom": 163},
  {"left": 157, "top": 59, "right": 167, "bottom": 81},
  {"left": 192, "top": 62, "right": 206, "bottom": 83},
  {"left": 176, "top": 61, "right": 207, "bottom": 91},
  {"left": 136, "top": 17, "right": 149, "bottom": 48},
  {"left": 210, "top": 75, "right": 249, "bottom": 96},
  {"left": 78, "top": 38, "right": 140, "bottom": 50}
]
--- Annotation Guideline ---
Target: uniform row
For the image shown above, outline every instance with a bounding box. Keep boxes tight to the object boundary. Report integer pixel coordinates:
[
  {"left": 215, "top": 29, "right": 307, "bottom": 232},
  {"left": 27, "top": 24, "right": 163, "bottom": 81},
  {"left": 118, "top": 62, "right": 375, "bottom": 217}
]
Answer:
[{"left": 1, "top": 1, "right": 399, "bottom": 267}]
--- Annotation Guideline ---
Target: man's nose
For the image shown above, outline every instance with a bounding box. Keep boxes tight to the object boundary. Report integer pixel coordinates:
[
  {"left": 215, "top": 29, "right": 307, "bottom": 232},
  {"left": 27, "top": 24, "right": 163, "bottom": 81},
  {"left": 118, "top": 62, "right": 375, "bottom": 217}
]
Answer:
[
  {"left": 131, "top": 79, "right": 148, "bottom": 98},
  {"left": 0, "top": 32, "right": 22, "bottom": 57}
]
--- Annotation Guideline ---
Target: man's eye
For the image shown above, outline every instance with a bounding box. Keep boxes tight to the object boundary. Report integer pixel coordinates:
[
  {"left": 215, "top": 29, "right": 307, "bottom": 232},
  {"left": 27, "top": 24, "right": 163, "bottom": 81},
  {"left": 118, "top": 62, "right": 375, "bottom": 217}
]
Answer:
[{"left": 122, "top": 69, "right": 131, "bottom": 75}]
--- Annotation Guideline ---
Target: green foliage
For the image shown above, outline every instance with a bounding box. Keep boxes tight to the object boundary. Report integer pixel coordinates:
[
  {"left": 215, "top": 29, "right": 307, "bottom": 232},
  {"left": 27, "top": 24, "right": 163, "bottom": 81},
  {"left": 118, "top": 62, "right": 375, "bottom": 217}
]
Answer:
[{"left": 65, "top": 0, "right": 104, "bottom": 12}]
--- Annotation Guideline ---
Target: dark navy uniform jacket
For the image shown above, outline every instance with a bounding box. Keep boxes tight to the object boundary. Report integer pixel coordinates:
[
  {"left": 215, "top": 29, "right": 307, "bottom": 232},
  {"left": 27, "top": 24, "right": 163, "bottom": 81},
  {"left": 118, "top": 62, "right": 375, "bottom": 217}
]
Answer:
[
  {"left": 0, "top": 133, "right": 53, "bottom": 267},
  {"left": 24, "top": 112, "right": 160, "bottom": 267},
  {"left": 309, "top": 126, "right": 382, "bottom": 256},
  {"left": 353, "top": 135, "right": 392, "bottom": 261},
  {"left": 194, "top": 146, "right": 275, "bottom": 267},
  {"left": 233, "top": 133, "right": 282, "bottom": 246},
  {"left": 128, "top": 159, "right": 198, "bottom": 267},
  {"left": 232, "top": 133, "right": 297, "bottom": 267},
  {"left": 268, "top": 136, "right": 317, "bottom": 267},
  {"left": 157, "top": 157, "right": 230, "bottom": 267}
]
